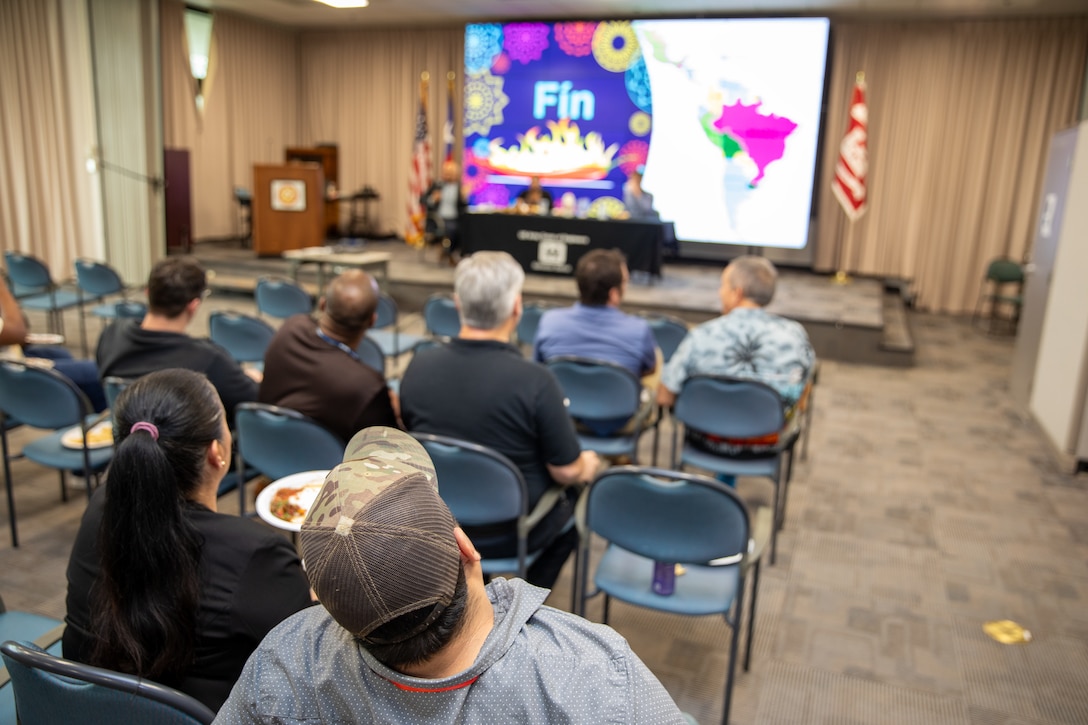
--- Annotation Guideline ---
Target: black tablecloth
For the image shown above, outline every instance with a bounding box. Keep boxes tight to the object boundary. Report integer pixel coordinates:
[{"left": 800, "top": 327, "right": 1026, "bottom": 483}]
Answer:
[{"left": 461, "top": 213, "right": 664, "bottom": 277}]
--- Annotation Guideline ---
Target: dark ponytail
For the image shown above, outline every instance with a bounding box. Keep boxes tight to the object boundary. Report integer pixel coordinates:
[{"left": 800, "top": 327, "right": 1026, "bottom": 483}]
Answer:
[{"left": 90, "top": 368, "right": 225, "bottom": 680}]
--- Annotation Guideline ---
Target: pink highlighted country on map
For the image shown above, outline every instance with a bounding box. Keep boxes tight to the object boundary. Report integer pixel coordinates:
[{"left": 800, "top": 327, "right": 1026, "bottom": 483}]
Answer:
[{"left": 712, "top": 101, "right": 798, "bottom": 186}]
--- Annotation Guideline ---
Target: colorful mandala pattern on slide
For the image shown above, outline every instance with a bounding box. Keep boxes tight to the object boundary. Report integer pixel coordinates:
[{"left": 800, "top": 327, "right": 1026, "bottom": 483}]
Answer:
[
  {"left": 628, "top": 112, "right": 651, "bottom": 137},
  {"left": 503, "top": 23, "right": 550, "bottom": 65},
  {"left": 490, "top": 52, "right": 511, "bottom": 75},
  {"left": 474, "top": 183, "right": 511, "bottom": 207},
  {"left": 592, "top": 22, "right": 640, "bottom": 72},
  {"left": 464, "top": 73, "right": 509, "bottom": 137},
  {"left": 624, "top": 56, "right": 652, "bottom": 113},
  {"left": 555, "top": 22, "right": 597, "bottom": 57},
  {"left": 587, "top": 196, "right": 626, "bottom": 219},
  {"left": 465, "top": 24, "right": 503, "bottom": 74},
  {"left": 617, "top": 139, "right": 648, "bottom": 175},
  {"left": 461, "top": 150, "right": 488, "bottom": 194}
]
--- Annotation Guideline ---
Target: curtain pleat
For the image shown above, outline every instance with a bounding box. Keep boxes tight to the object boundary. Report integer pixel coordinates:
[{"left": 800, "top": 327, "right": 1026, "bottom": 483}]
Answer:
[
  {"left": 815, "top": 17, "right": 1087, "bottom": 312},
  {"left": 298, "top": 28, "right": 464, "bottom": 239},
  {"left": 0, "top": 0, "right": 98, "bottom": 280}
]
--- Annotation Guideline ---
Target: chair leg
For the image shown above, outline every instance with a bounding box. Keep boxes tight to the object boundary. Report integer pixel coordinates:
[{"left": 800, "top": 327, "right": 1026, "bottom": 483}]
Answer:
[
  {"left": 769, "top": 470, "right": 780, "bottom": 567},
  {"left": 59, "top": 471, "right": 68, "bottom": 503},
  {"left": 744, "top": 562, "right": 761, "bottom": 672},
  {"left": 2, "top": 426, "right": 17, "bottom": 547},
  {"left": 722, "top": 590, "right": 743, "bottom": 725},
  {"left": 602, "top": 593, "right": 611, "bottom": 626},
  {"left": 779, "top": 449, "right": 794, "bottom": 531}
]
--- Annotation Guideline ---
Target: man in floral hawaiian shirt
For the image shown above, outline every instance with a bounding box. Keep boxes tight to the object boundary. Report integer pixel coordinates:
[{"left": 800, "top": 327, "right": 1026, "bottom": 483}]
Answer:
[{"left": 657, "top": 255, "right": 814, "bottom": 454}]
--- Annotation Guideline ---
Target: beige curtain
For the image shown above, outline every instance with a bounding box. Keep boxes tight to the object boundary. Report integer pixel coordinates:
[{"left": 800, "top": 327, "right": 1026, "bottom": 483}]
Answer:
[
  {"left": 816, "top": 17, "right": 1088, "bottom": 313},
  {"left": 298, "top": 28, "right": 464, "bottom": 239},
  {"left": 0, "top": 0, "right": 100, "bottom": 281},
  {"left": 162, "top": 0, "right": 299, "bottom": 240}
]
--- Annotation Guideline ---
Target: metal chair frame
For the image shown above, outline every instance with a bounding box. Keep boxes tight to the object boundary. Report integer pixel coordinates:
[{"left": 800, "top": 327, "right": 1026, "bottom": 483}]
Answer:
[
  {"left": 0, "top": 640, "right": 215, "bottom": 724},
  {"left": 576, "top": 465, "right": 764, "bottom": 725},
  {"left": 0, "top": 362, "right": 109, "bottom": 547},
  {"left": 670, "top": 375, "right": 800, "bottom": 565}
]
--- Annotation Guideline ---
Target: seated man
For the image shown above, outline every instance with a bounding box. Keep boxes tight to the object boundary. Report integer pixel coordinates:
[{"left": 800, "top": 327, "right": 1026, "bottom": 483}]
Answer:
[
  {"left": 533, "top": 248, "right": 659, "bottom": 432},
  {"left": 515, "top": 175, "right": 553, "bottom": 214},
  {"left": 259, "top": 269, "right": 397, "bottom": 442},
  {"left": 657, "top": 255, "right": 815, "bottom": 455},
  {"left": 97, "top": 256, "right": 260, "bottom": 421},
  {"left": 400, "top": 251, "right": 598, "bottom": 589},
  {"left": 215, "top": 428, "right": 687, "bottom": 724},
  {"left": 622, "top": 167, "right": 660, "bottom": 221}
]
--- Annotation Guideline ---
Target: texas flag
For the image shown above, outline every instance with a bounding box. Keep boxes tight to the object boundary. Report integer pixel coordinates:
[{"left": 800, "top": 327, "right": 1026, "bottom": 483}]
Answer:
[{"left": 832, "top": 76, "right": 868, "bottom": 221}]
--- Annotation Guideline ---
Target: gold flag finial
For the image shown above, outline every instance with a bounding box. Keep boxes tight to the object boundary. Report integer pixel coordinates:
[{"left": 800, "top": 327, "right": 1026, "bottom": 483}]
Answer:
[
  {"left": 421, "top": 71, "right": 430, "bottom": 81},
  {"left": 447, "top": 70, "right": 456, "bottom": 81},
  {"left": 856, "top": 71, "right": 865, "bottom": 83}
]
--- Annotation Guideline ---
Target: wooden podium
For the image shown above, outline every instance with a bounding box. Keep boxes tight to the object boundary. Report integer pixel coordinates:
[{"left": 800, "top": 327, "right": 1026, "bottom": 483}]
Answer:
[{"left": 252, "top": 164, "right": 325, "bottom": 257}]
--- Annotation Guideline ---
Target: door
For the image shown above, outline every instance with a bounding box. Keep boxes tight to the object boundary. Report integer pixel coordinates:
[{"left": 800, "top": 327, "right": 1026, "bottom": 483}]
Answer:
[{"left": 1010, "top": 126, "right": 1078, "bottom": 409}]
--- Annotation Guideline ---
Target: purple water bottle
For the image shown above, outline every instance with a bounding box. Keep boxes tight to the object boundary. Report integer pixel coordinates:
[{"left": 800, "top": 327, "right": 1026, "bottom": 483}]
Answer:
[{"left": 652, "top": 561, "right": 676, "bottom": 596}]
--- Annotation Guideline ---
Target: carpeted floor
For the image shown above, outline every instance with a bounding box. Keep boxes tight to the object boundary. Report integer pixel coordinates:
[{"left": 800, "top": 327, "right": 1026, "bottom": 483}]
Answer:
[{"left": 0, "top": 272, "right": 1085, "bottom": 724}]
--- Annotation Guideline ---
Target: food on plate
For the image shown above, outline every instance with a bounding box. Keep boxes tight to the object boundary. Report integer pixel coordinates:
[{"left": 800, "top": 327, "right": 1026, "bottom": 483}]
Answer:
[
  {"left": 62, "top": 422, "right": 113, "bottom": 448},
  {"left": 269, "top": 482, "right": 322, "bottom": 525}
]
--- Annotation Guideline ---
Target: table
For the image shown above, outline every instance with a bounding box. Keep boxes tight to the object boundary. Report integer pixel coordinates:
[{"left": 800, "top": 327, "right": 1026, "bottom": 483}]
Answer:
[
  {"left": 282, "top": 248, "right": 392, "bottom": 289},
  {"left": 460, "top": 213, "right": 664, "bottom": 277}
]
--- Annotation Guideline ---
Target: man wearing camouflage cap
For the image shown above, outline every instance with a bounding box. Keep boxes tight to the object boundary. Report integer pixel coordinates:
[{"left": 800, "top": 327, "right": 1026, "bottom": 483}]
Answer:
[{"left": 214, "top": 427, "right": 686, "bottom": 724}]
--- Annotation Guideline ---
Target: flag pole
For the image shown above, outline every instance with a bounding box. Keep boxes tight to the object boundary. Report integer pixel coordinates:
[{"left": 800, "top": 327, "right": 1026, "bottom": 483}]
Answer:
[{"left": 831, "top": 70, "right": 868, "bottom": 285}]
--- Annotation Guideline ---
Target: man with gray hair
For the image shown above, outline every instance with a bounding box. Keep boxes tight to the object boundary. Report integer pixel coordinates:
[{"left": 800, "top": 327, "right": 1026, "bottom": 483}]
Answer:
[
  {"left": 657, "top": 255, "right": 814, "bottom": 452},
  {"left": 400, "top": 251, "right": 599, "bottom": 589}
]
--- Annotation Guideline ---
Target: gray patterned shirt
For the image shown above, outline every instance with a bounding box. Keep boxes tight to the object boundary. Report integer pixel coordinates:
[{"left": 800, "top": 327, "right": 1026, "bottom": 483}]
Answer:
[
  {"left": 661, "top": 307, "right": 814, "bottom": 404},
  {"left": 214, "top": 578, "right": 687, "bottom": 724}
]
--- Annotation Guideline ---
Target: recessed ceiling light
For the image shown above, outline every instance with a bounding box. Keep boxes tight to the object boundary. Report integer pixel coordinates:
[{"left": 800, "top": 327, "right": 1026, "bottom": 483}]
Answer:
[{"left": 314, "top": 0, "right": 369, "bottom": 8}]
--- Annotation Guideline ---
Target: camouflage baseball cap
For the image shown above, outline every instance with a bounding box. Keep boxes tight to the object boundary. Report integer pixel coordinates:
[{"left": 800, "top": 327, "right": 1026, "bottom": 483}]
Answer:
[{"left": 300, "top": 427, "right": 461, "bottom": 642}]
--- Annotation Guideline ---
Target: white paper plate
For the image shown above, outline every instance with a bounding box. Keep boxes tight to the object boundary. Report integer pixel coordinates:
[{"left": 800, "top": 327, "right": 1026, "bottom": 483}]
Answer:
[
  {"left": 255, "top": 470, "right": 330, "bottom": 532},
  {"left": 60, "top": 420, "right": 114, "bottom": 450},
  {"left": 24, "top": 333, "right": 65, "bottom": 346}
]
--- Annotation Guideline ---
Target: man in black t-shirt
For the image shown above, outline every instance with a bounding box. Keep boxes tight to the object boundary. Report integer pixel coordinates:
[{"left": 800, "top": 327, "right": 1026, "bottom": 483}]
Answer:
[
  {"left": 400, "top": 251, "right": 599, "bottom": 589},
  {"left": 96, "top": 257, "right": 260, "bottom": 421}
]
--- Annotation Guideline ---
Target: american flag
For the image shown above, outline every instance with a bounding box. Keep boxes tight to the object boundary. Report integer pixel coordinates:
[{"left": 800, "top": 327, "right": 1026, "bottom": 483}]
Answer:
[{"left": 406, "top": 79, "right": 432, "bottom": 247}]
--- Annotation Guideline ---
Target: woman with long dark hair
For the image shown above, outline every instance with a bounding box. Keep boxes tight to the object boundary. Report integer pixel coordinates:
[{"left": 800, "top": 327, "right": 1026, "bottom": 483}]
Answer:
[{"left": 63, "top": 368, "right": 313, "bottom": 711}]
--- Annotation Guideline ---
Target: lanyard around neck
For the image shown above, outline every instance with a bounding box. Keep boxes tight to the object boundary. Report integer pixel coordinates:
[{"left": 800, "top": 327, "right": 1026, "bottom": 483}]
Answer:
[{"left": 315, "top": 326, "right": 361, "bottom": 362}]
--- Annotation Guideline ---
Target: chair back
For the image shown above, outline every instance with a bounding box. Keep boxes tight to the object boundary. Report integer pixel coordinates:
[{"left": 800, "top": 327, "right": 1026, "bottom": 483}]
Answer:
[
  {"left": 4, "top": 252, "right": 53, "bottom": 296},
  {"left": 422, "top": 294, "right": 460, "bottom": 339},
  {"left": 255, "top": 277, "right": 312, "bottom": 319},
  {"left": 547, "top": 357, "right": 642, "bottom": 423},
  {"left": 0, "top": 640, "right": 215, "bottom": 725},
  {"left": 355, "top": 335, "right": 384, "bottom": 372},
  {"left": 374, "top": 293, "right": 397, "bottom": 330},
  {"left": 585, "top": 466, "right": 751, "bottom": 565},
  {"left": 410, "top": 433, "right": 528, "bottom": 526},
  {"left": 113, "top": 301, "right": 148, "bottom": 320},
  {"left": 985, "top": 258, "right": 1024, "bottom": 284},
  {"left": 208, "top": 311, "right": 275, "bottom": 363},
  {"left": 73, "top": 260, "right": 124, "bottom": 298},
  {"left": 674, "top": 376, "right": 785, "bottom": 440},
  {"left": 516, "top": 302, "right": 548, "bottom": 346},
  {"left": 102, "top": 376, "right": 135, "bottom": 411},
  {"left": 234, "top": 403, "right": 345, "bottom": 481},
  {"left": 642, "top": 314, "right": 688, "bottom": 363},
  {"left": 0, "top": 362, "right": 88, "bottom": 430}
]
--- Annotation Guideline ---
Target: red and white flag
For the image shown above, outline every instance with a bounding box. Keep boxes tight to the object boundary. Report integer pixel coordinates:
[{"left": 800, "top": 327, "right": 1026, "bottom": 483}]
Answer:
[
  {"left": 832, "top": 76, "right": 868, "bottom": 222},
  {"left": 406, "top": 78, "right": 432, "bottom": 247}
]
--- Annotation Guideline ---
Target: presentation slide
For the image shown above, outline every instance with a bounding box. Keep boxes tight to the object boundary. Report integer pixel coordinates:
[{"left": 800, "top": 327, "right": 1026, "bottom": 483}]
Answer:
[{"left": 462, "top": 18, "right": 830, "bottom": 249}]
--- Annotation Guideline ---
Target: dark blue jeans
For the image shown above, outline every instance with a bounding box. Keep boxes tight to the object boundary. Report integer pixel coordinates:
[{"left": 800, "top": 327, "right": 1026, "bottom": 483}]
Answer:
[{"left": 24, "top": 346, "right": 107, "bottom": 413}]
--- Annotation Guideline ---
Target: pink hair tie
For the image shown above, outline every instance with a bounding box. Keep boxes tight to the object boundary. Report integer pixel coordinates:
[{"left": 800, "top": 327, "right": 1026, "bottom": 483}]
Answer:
[{"left": 130, "top": 422, "right": 159, "bottom": 441}]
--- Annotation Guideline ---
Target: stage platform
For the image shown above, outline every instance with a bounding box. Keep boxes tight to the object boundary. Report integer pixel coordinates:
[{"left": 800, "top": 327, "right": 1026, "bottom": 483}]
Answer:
[{"left": 199, "top": 239, "right": 913, "bottom": 367}]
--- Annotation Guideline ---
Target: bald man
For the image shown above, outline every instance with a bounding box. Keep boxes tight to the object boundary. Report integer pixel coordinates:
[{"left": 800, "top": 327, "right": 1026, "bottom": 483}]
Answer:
[
  {"left": 259, "top": 270, "right": 397, "bottom": 442},
  {"left": 422, "top": 160, "right": 467, "bottom": 260}
]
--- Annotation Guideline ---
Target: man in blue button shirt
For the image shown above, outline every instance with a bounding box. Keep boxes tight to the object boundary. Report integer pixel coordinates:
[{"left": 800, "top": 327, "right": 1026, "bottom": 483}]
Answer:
[{"left": 533, "top": 249, "right": 660, "bottom": 434}]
